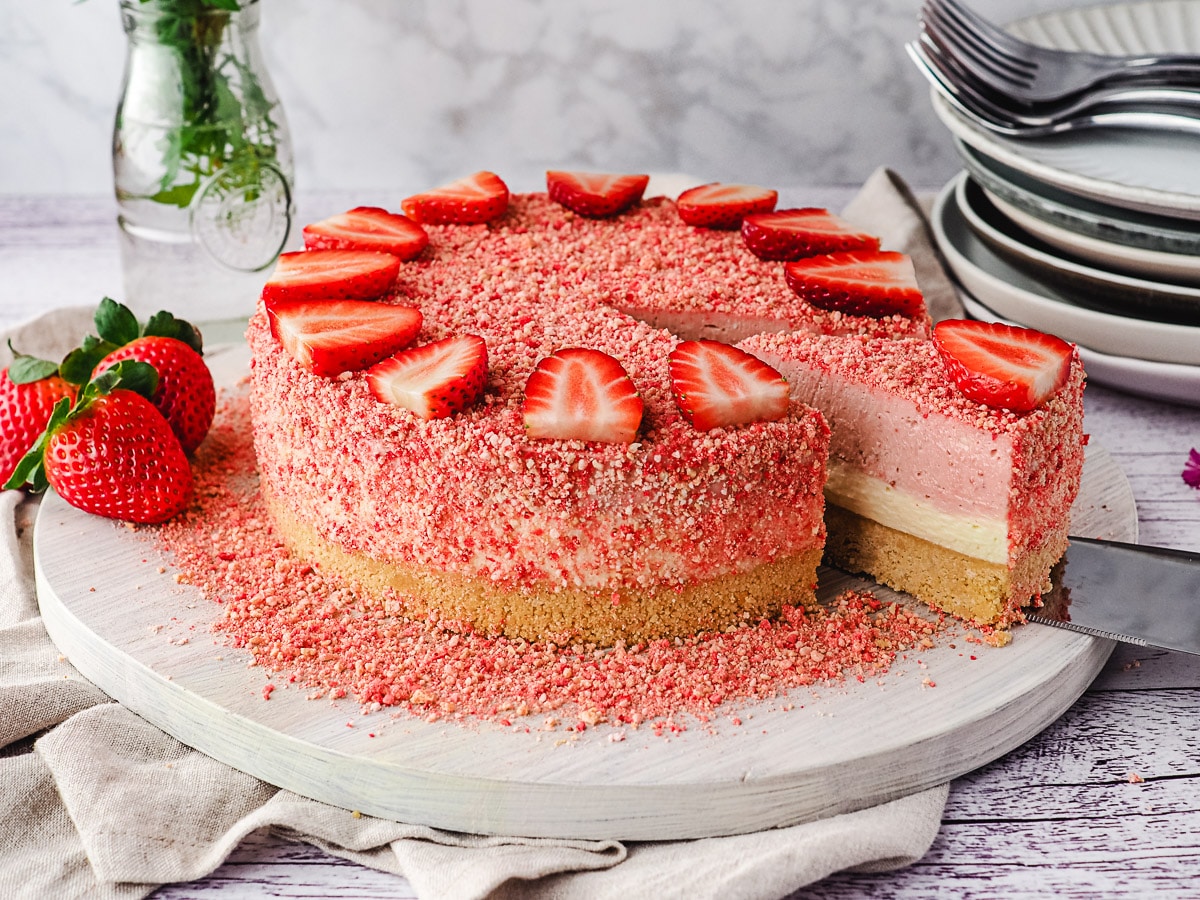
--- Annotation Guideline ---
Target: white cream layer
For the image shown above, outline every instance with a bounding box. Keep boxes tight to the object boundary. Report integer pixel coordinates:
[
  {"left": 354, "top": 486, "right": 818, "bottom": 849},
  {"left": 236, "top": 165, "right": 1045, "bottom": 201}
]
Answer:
[{"left": 825, "top": 461, "right": 1008, "bottom": 564}]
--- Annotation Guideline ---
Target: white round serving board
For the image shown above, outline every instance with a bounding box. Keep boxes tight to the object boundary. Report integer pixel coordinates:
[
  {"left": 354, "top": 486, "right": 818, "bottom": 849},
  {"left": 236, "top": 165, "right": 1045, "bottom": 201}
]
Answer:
[{"left": 33, "top": 343, "right": 1136, "bottom": 840}]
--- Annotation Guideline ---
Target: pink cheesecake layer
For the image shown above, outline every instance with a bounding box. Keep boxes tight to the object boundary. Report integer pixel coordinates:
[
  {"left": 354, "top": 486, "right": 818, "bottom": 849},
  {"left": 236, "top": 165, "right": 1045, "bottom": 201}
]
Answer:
[{"left": 741, "top": 332, "right": 1087, "bottom": 561}]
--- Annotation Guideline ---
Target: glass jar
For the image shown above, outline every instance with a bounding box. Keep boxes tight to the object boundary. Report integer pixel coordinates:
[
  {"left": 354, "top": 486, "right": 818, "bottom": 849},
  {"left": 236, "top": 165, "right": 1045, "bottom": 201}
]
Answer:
[{"left": 113, "top": 0, "right": 294, "bottom": 325}]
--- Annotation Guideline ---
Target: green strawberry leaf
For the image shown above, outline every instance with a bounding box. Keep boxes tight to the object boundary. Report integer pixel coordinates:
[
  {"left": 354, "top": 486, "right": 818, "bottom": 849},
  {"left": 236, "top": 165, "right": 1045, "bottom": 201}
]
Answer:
[
  {"left": 5, "top": 360, "right": 161, "bottom": 494},
  {"left": 3, "top": 394, "right": 71, "bottom": 493},
  {"left": 94, "top": 297, "right": 142, "bottom": 347},
  {"left": 85, "top": 359, "right": 159, "bottom": 402},
  {"left": 59, "top": 334, "right": 118, "bottom": 386},
  {"left": 6, "top": 343, "right": 60, "bottom": 384},
  {"left": 143, "top": 310, "right": 204, "bottom": 355}
]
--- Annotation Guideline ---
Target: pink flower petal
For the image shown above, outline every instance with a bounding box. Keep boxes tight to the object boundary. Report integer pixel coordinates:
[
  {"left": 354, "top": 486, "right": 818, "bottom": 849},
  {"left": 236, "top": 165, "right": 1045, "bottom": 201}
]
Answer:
[{"left": 1183, "top": 448, "right": 1200, "bottom": 489}]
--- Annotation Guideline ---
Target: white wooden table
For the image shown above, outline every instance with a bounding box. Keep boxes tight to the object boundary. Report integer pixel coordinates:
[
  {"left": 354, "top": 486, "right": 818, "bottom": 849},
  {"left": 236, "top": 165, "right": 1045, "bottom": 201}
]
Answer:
[{"left": 4, "top": 192, "right": 1200, "bottom": 898}]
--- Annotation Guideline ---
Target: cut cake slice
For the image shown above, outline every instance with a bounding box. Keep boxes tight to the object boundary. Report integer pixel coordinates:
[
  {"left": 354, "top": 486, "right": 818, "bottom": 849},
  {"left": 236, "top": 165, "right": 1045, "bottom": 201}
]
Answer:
[{"left": 741, "top": 332, "right": 1087, "bottom": 626}]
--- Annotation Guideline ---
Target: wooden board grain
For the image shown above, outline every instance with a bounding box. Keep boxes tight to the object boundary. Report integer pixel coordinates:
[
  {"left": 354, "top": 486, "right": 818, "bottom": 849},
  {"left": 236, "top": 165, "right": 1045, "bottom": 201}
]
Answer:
[{"left": 32, "top": 343, "right": 1137, "bottom": 841}]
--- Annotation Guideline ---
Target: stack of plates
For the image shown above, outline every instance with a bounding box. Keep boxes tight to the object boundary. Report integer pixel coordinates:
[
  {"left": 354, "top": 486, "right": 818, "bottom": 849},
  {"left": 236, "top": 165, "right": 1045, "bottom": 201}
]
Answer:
[{"left": 926, "top": 1, "right": 1200, "bottom": 407}]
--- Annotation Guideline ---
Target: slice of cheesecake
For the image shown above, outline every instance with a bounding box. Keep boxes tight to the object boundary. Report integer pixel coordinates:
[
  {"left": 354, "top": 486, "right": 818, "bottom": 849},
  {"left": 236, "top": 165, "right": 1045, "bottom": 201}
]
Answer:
[{"left": 741, "top": 331, "right": 1086, "bottom": 626}]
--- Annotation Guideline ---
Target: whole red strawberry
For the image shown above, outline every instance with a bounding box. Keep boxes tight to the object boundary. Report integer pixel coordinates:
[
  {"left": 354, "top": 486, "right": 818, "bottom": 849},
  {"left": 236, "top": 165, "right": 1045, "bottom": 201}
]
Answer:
[
  {"left": 0, "top": 360, "right": 77, "bottom": 484},
  {"left": 7, "top": 361, "right": 193, "bottom": 524},
  {"left": 58, "top": 299, "right": 215, "bottom": 455},
  {"left": 96, "top": 336, "right": 216, "bottom": 454}
]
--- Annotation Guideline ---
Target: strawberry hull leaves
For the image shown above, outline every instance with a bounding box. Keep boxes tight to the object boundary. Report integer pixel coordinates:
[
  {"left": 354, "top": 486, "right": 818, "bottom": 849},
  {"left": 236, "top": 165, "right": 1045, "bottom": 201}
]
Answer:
[
  {"left": 5, "top": 360, "right": 159, "bottom": 494},
  {"left": 59, "top": 298, "right": 204, "bottom": 387},
  {"left": 0, "top": 362, "right": 77, "bottom": 485},
  {"left": 4, "top": 359, "right": 191, "bottom": 525}
]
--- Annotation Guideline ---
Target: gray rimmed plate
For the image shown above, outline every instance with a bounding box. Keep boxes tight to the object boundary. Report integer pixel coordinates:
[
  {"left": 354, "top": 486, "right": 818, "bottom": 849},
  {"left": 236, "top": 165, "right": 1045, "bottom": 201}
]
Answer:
[
  {"left": 930, "top": 175, "right": 1200, "bottom": 366},
  {"left": 953, "top": 172, "right": 1200, "bottom": 327},
  {"left": 956, "top": 140, "right": 1200, "bottom": 262}
]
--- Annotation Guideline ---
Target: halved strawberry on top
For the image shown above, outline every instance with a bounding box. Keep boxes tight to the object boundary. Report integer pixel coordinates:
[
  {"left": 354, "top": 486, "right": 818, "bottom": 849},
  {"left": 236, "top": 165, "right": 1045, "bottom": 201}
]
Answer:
[
  {"left": 303, "top": 207, "right": 430, "bottom": 260},
  {"left": 367, "top": 334, "right": 488, "bottom": 420},
  {"left": 522, "top": 348, "right": 643, "bottom": 444},
  {"left": 783, "top": 250, "right": 925, "bottom": 318},
  {"left": 933, "top": 319, "right": 1074, "bottom": 414},
  {"left": 741, "top": 208, "right": 880, "bottom": 261},
  {"left": 546, "top": 171, "right": 650, "bottom": 218},
  {"left": 262, "top": 250, "right": 401, "bottom": 304},
  {"left": 668, "top": 340, "right": 789, "bottom": 431},
  {"left": 676, "top": 183, "right": 778, "bottom": 229},
  {"left": 401, "top": 171, "right": 510, "bottom": 225},
  {"left": 268, "top": 299, "right": 423, "bottom": 377}
]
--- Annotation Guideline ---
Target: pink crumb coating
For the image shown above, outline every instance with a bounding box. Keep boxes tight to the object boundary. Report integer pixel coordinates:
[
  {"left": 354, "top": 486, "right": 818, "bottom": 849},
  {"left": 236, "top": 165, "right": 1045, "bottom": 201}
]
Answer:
[
  {"left": 156, "top": 390, "right": 949, "bottom": 728},
  {"left": 740, "top": 332, "right": 1088, "bottom": 558},
  {"left": 248, "top": 303, "right": 829, "bottom": 593},
  {"left": 390, "top": 194, "right": 930, "bottom": 343}
]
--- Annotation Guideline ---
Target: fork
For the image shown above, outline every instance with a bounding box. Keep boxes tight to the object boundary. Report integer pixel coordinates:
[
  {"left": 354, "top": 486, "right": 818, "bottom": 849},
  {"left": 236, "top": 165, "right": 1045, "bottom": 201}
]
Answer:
[
  {"left": 915, "top": 29, "right": 1200, "bottom": 126},
  {"left": 907, "top": 37, "right": 1200, "bottom": 138},
  {"left": 923, "top": 0, "right": 1200, "bottom": 106}
]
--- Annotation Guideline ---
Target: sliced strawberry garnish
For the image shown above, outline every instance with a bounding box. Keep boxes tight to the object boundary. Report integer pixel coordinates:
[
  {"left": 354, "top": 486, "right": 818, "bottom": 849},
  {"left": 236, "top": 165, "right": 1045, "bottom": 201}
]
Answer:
[
  {"left": 262, "top": 250, "right": 401, "bottom": 304},
  {"left": 302, "top": 207, "right": 430, "bottom": 260},
  {"left": 741, "top": 208, "right": 880, "bottom": 261},
  {"left": 522, "top": 348, "right": 643, "bottom": 443},
  {"left": 783, "top": 250, "right": 925, "bottom": 318},
  {"left": 367, "top": 334, "right": 488, "bottom": 420},
  {"left": 668, "top": 340, "right": 789, "bottom": 431},
  {"left": 268, "top": 300, "right": 423, "bottom": 377},
  {"left": 546, "top": 171, "right": 650, "bottom": 218},
  {"left": 676, "top": 183, "right": 778, "bottom": 229},
  {"left": 933, "top": 319, "right": 1074, "bottom": 413},
  {"left": 401, "top": 171, "right": 510, "bottom": 225}
]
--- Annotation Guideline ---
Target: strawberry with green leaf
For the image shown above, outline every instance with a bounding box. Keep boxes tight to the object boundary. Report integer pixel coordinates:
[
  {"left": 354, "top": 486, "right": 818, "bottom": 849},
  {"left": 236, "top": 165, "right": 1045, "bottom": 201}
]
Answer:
[
  {"left": 5, "top": 361, "right": 194, "bottom": 524},
  {"left": 0, "top": 348, "right": 78, "bottom": 484},
  {"left": 65, "top": 298, "right": 216, "bottom": 455}
]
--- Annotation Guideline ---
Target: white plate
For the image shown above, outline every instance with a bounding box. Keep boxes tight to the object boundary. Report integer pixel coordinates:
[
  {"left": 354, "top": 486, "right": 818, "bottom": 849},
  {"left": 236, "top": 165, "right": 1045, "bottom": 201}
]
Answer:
[
  {"left": 985, "top": 189, "right": 1200, "bottom": 286},
  {"left": 956, "top": 140, "right": 1200, "bottom": 258},
  {"left": 32, "top": 342, "right": 1133, "bottom": 840},
  {"left": 953, "top": 173, "right": 1200, "bottom": 322},
  {"left": 931, "top": 177, "right": 1200, "bottom": 366},
  {"left": 932, "top": 1, "right": 1200, "bottom": 220},
  {"left": 961, "top": 293, "right": 1200, "bottom": 408}
]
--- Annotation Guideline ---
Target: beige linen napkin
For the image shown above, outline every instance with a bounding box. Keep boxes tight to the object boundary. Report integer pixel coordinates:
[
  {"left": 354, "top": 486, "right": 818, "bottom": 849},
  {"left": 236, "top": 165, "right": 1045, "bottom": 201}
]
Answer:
[{"left": 0, "top": 169, "right": 951, "bottom": 900}]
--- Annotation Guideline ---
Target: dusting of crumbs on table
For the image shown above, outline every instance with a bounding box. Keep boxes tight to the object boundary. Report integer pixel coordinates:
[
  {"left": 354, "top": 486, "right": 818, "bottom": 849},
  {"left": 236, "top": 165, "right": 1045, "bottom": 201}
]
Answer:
[{"left": 155, "top": 389, "right": 949, "bottom": 733}]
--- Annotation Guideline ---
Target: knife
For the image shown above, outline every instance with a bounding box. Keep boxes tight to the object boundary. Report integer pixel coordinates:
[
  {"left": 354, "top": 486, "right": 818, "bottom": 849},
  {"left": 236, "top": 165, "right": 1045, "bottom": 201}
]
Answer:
[{"left": 1028, "top": 536, "right": 1200, "bottom": 655}]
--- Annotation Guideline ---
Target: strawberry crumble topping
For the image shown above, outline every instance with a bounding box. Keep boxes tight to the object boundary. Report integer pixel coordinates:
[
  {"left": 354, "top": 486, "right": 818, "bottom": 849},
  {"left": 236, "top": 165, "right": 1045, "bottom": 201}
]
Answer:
[{"left": 156, "top": 391, "right": 946, "bottom": 729}]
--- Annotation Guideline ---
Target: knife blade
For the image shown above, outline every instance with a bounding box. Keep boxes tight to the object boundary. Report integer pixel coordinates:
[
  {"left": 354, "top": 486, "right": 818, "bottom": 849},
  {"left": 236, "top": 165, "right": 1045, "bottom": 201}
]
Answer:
[{"left": 1027, "top": 536, "right": 1200, "bottom": 655}]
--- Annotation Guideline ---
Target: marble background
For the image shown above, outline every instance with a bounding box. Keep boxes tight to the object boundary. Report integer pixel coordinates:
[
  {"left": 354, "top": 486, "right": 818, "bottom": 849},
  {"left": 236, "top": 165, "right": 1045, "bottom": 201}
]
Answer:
[{"left": 4, "top": 0, "right": 1088, "bottom": 197}]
